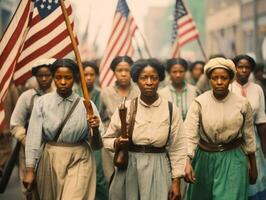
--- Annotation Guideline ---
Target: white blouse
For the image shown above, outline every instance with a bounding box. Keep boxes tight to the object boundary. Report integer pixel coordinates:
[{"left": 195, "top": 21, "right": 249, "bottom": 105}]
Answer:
[{"left": 185, "top": 91, "right": 256, "bottom": 158}]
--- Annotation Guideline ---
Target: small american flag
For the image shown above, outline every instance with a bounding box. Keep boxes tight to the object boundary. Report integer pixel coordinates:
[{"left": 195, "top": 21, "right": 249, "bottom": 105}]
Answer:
[
  {"left": 0, "top": 0, "right": 77, "bottom": 129},
  {"left": 170, "top": 0, "right": 199, "bottom": 58},
  {"left": 99, "top": 0, "right": 137, "bottom": 87}
]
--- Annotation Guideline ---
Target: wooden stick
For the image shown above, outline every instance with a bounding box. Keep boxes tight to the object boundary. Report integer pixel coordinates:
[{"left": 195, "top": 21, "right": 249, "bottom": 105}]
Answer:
[
  {"left": 133, "top": 37, "right": 143, "bottom": 58},
  {"left": 59, "top": 0, "right": 103, "bottom": 149},
  {"left": 197, "top": 39, "right": 207, "bottom": 61},
  {"left": 59, "top": 0, "right": 91, "bottom": 113},
  {"left": 137, "top": 30, "right": 152, "bottom": 58}
]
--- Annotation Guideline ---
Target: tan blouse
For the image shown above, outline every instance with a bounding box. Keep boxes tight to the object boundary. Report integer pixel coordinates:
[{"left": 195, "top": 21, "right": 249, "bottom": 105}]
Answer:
[
  {"left": 185, "top": 90, "right": 256, "bottom": 158},
  {"left": 103, "top": 96, "right": 187, "bottom": 178}
]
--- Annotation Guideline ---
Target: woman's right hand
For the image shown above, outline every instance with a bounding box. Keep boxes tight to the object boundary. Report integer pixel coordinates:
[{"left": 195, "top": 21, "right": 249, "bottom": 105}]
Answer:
[
  {"left": 23, "top": 168, "right": 35, "bottom": 191},
  {"left": 114, "top": 136, "right": 129, "bottom": 151},
  {"left": 184, "top": 158, "right": 196, "bottom": 184}
]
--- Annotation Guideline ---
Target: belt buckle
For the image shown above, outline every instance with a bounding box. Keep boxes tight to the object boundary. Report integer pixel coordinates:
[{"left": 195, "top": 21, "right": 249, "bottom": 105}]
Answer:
[
  {"left": 140, "top": 145, "right": 146, "bottom": 153},
  {"left": 217, "top": 144, "right": 224, "bottom": 152}
]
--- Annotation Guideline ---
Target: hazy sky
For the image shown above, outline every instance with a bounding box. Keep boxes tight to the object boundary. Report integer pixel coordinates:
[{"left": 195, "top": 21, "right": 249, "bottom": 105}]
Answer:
[{"left": 70, "top": 0, "right": 174, "bottom": 55}]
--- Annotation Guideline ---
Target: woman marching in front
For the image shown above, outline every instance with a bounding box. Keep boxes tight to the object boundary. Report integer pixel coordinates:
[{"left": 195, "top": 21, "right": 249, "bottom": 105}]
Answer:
[
  {"left": 103, "top": 58, "right": 187, "bottom": 200},
  {"left": 185, "top": 57, "right": 257, "bottom": 200},
  {"left": 23, "top": 58, "right": 102, "bottom": 200}
]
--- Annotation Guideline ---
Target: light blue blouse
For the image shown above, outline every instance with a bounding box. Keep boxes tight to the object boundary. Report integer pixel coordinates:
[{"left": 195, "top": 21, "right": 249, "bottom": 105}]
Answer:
[{"left": 25, "top": 91, "right": 103, "bottom": 167}]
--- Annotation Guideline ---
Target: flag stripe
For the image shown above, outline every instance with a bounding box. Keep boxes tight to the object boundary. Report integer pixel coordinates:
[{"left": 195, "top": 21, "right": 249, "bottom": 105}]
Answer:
[
  {"left": 0, "top": 1, "right": 31, "bottom": 67},
  {"left": 23, "top": 8, "right": 72, "bottom": 50},
  {"left": 16, "top": 24, "right": 73, "bottom": 71},
  {"left": 0, "top": 0, "right": 31, "bottom": 51},
  {"left": 100, "top": 16, "right": 126, "bottom": 73},
  {"left": 170, "top": 0, "right": 199, "bottom": 58},
  {"left": 100, "top": 19, "right": 128, "bottom": 83},
  {"left": 14, "top": 42, "right": 74, "bottom": 85}
]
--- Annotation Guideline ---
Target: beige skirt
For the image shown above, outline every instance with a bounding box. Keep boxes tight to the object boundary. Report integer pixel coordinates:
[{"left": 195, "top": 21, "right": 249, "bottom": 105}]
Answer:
[{"left": 35, "top": 142, "right": 96, "bottom": 200}]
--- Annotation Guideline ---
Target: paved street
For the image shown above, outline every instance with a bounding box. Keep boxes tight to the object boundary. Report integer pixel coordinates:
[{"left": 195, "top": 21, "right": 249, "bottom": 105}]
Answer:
[{"left": 0, "top": 166, "right": 21, "bottom": 200}]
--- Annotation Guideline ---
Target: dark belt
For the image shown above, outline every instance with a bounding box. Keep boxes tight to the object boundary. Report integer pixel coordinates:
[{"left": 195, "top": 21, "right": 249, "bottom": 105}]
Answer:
[
  {"left": 129, "top": 144, "right": 166, "bottom": 153},
  {"left": 47, "top": 141, "right": 85, "bottom": 147},
  {"left": 198, "top": 137, "right": 244, "bottom": 152}
]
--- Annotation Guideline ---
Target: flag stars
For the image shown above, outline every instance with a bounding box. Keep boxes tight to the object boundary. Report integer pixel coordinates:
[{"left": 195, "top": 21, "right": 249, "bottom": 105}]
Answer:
[
  {"left": 47, "top": 5, "right": 51, "bottom": 10},
  {"left": 40, "top": 4, "right": 45, "bottom": 9},
  {"left": 48, "top": 0, "right": 52, "bottom": 3},
  {"left": 55, "top": 0, "right": 58, "bottom": 4}
]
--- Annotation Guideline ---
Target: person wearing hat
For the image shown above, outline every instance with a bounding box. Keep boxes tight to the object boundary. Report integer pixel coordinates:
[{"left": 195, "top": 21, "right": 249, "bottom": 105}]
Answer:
[
  {"left": 184, "top": 57, "right": 257, "bottom": 200},
  {"left": 159, "top": 58, "right": 197, "bottom": 121},
  {"left": 22, "top": 58, "right": 103, "bottom": 199},
  {"left": 231, "top": 55, "right": 266, "bottom": 200},
  {"left": 103, "top": 58, "right": 187, "bottom": 200},
  {"left": 10, "top": 58, "right": 55, "bottom": 199}
]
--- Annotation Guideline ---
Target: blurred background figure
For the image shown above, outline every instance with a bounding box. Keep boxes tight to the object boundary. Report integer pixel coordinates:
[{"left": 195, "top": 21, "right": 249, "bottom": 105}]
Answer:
[
  {"left": 82, "top": 61, "right": 108, "bottom": 200},
  {"left": 231, "top": 54, "right": 266, "bottom": 200},
  {"left": 187, "top": 61, "right": 205, "bottom": 86},
  {"left": 159, "top": 58, "right": 197, "bottom": 121}
]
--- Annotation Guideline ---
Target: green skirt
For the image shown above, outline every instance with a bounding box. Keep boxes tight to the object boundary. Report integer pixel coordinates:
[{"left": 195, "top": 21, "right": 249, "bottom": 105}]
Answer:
[{"left": 187, "top": 147, "right": 249, "bottom": 200}]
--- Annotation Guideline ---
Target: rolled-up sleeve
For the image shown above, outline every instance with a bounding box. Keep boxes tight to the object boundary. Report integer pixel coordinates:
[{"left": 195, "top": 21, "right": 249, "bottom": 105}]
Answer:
[
  {"left": 242, "top": 100, "right": 256, "bottom": 154},
  {"left": 184, "top": 101, "right": 200, "bottom": 159},
  {"left": 25, "top": 99, "right": 43, "bottom": 168},
  {"left": 167, "top": 105, "right": 187, "bottom": 178},
  {"left": 102, "top": 108, "right": 121, "bottom": 151}
]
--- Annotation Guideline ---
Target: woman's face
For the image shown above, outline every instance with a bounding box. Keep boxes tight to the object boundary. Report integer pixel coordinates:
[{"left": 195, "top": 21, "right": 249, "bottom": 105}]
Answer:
[
  {"left": 35, "top": 66, "right": 53, "bottom": 91},
  {"left": 114, "top": 61, "right": 131, "bottom": 86},
  {"left": 191, "top": 63, "right": 204, "bottom": 81},
  {"left": 236, "top": 59, "right": 252, "bottom": 84},
  {"left": 84, "top": 66, "right": 96, "bottom": 88},
  {"left": 210, "top": 68, "right": 231, "bottom": 97},
  {"left": 54, "top": 67, "right": 74, "bottom": 98},
  {"left": 137, "top": 66, "right": 160, "bottom": 98},
  {"left": 169, "top": 64, "right": 186, "bottom": 86}
]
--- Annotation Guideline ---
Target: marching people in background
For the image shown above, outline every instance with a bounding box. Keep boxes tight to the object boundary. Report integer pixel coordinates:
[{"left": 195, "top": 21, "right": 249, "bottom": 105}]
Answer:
[
  {"left": 83, "top": 61, "right": 108, "bottom": 200},
  {"left": 10, "top": 58, "right": 55, "bottom": 199},
  {"left": 231, "top": 55, "right": 266, "bottom": 200},
  {"left": 187, "top": 61, "right": 205, "bottom": 86},
  {"left": 195, "top": 54, "right": 226, "bottom": 95},
  {"left": 99, "top": 56, "right": 139, "bottom": 182},
  {"left": 159, "top": 58, "right": 197, "bottom": 121},
  {"left": 185, "top": 57, "right": 257, "bottom": 200},
  {"left": 100, "top": 56, "right": 139, "bottom": 128},
  {"left": 0, "top": 83, "right": 19, "bottom": 178},
  {"left": 253, "top": 63, "right": 266, "bottom": 108},
  {"left": 23, "top": 59, "right": 103, "bottom": 200},
  {"left": 103, "top": 58, "right": 187, "bottom": 200}
]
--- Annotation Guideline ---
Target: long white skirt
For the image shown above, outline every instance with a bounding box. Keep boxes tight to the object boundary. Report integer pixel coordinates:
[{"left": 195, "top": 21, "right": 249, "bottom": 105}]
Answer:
[{"left": 109, "top": 152, "right": 172, "bottom": 200}]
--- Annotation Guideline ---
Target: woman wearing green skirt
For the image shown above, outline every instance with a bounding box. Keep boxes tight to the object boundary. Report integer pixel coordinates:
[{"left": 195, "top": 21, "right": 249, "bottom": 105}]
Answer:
[{"left": 184, "top": 57, "right": 258, "bottom": 200}]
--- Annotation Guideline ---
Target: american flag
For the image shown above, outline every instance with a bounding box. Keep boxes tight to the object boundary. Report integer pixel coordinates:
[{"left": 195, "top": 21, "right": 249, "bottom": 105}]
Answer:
[
  {"left": 99, "top": 0, "right": 138, "bottom": 87},
  {"left": 170, "top": 0, "right": 199, "bottom": 58},
  {"left": 0, "top": 0, "right": 77, "bottom": 129}
]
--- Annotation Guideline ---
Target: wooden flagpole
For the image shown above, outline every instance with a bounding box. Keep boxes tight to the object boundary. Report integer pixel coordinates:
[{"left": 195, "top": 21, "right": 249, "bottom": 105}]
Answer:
[
  {"left": 197, "top": 39, "right": 207, "bottom": 61},
  {"left": 137, "top": 30, "right": 152, "bottom": 58},
  {"left": 133, "top": 37, "right": 143, "bottom": 58},
  {"left": 59, "top": 0, "right": 102, "bottom": 149},
  {"left": 182, "top": 0, "right": 207, "bottom": 61}
]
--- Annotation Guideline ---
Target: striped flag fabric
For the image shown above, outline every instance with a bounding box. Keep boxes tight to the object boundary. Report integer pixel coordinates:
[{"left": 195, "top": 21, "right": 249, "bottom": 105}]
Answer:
[
  {"left": 0, "top": 0, "right": 77, "bottom": 129},
  {"left": 170, "top": 0, "right": 199, "bottom": 58},
  {"left": 99, "top": 0, "right": 138, "bottom": 87}
]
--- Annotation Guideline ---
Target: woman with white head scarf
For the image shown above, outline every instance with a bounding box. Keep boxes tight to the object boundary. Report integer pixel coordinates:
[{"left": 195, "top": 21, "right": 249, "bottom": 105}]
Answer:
[{"left": 184, "top": 57, "right": 257, "bottom": 200}]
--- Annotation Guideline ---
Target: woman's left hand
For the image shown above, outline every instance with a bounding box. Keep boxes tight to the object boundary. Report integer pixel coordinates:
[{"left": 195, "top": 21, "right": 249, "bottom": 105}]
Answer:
[
  {"left": 248, "top": 153, "right": 258, "bottom": 185},
  {"left": 87, "top": 115, "right": 100, "bottom": 128},
  {"left": 168, "top": 178, "right": 181, "bottom": 200}
]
